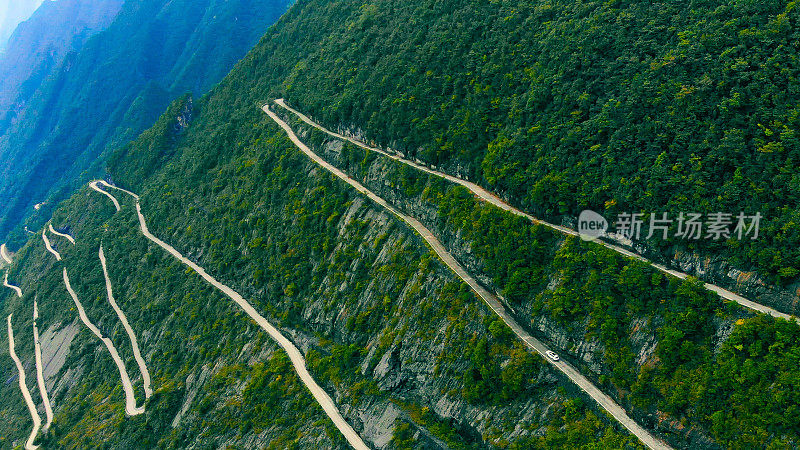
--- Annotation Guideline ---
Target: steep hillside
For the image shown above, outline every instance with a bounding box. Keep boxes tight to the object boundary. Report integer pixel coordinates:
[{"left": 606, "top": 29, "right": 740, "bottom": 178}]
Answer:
[
  {"left": 0, "top": 2, "right": 641, "bottom": 448},
  {"left": 0, "top": 0, "right": 292, "bottom": 248},
  {"left": 275, "top": 103, "right": 800, "bottom": 448},
  {"left": 1, "top": 0, "right": 799, "bottom": 448},
  {"left": 279, "top": 0, "right": 800, "bottom": 306},
  {"left": 0, "top": 102, "right": 638, "bottom": 448}
]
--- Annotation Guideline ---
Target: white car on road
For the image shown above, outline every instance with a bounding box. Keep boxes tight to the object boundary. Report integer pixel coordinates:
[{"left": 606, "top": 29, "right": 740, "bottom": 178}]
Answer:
[{"left": 545, "top": 350, "right": 560, "bottom": 361}]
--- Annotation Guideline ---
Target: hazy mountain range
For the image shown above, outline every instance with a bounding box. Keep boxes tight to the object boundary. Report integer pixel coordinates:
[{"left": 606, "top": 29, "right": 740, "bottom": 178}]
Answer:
[
  {"left": 0, "top": 0, "right": 45, "bottom": 51},
  {"left": 0, "top": 0, "right": 292, "bottom": 247}
]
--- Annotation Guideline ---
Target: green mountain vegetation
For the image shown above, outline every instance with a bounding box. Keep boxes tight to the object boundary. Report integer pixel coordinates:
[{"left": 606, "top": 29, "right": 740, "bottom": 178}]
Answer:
[
  {"left": 280, "top": 0, "right": 800, "bottom": 288},
  {"left": 0, "top": 101, "right": 638, "bottom": 447},
  {"left": 1, "top": 0, "right": 799, "bottom": 448},
  {"left": 283, "top": 109, "right": 800, "bottom": 447},
  {"left": 0, "top": 0, "right": 292, "bottom": 247}
]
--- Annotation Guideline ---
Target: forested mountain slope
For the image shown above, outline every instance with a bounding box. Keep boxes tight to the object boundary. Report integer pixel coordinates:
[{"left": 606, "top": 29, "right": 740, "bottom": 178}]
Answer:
[
  {"left": 280, "top": 0, "right": 800, "bottom": 306},
  {"left": 0, "top": 0, "right": 292, "bottom": 249},
  {"left": 1, "top": 0, "right": 799, "bottom": 448},
  {"left": 273, "top": 101, "right": 800, "bottom": 448},
  {"left": 0, "top": 106, "right": 638, "bottom": 448},
  {"left": 0, "top": 2, "right": 642, "bottom": 448}
]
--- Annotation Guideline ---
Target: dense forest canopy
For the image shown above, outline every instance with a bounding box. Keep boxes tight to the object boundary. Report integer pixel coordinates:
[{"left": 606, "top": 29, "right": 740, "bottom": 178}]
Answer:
[
  {"left": 281, "top": 0, "right": 800, "bottom": 285},
  {"left": 1, "top": 0, "right": 799, "bottom": 448}
]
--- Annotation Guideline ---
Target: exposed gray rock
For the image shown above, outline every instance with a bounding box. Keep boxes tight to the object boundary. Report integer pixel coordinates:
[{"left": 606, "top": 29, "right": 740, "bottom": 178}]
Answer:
[
  {"left": 359, "top": 401, "right": 402, "bottom": 448},
  {"left": 40, "top": 319, "right": 80, "bottom": 385}
]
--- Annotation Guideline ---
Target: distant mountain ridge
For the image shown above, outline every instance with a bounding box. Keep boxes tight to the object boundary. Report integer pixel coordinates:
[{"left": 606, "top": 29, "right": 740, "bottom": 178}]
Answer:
[
  {"left": 0, "top": 0, "right": 292, "bottom": 247},
  {"left": 0, "top": 0, "right": 124, "bottom": 132},
  {"left": 0, "top": 0, "right": 44, "bottom": 52}
]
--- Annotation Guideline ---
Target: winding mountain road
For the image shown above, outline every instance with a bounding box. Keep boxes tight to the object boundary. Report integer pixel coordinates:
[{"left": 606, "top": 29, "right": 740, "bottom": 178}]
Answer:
[
  {"left": 90, "top": 181, "right": 369, "bottom": 450},
  {"left": 61, "top": 268, "right": 145, "bottom": 416},
  {"left": 263, "top": 104, "right": 671, "bottom": 450},
  {"left": 32, "top": 300, "right": 54, "bottom": 430},
  {"left": 4, "top": 272, "right": 22, "bottom": 297},
  {"left": 1, "top": 243, "right": 11, "bottom": 264},
  {"left": 7, "top": 314, "right": 41, "bottom": 450},
  {"left": 90, "top": 181, "right": 120, "bottom": 211},
  {"left": 99, "top": 246, "right": 152, "bottom": 398},
  {"left": 274, "top": 99, "right": 795, "bottom": 323},
  {"left": 42, "top": 229, "right": 61, "bottom": 261},
  {"left": 48, "top": 224, "right": 75, "bottom": 245}
]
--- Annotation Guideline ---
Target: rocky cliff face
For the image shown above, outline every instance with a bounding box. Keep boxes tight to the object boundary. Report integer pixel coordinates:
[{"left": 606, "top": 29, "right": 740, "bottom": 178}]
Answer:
[
  {"left": 325, "top": 116, "right": 800, "bottom": 320},
  {"left": 667, "top": 249, "right": 800, "bottom": 315},
  {"left": 280, "top": 111, "right": 750, "bottom": 448},
  {"left": 0, "top": 128, "right": 632, "bottom": 447},
  {"left": 275, "top": 197, "right": 577, "bottom": 448},
  {"left": 557, "top": 214, "right": 800, "bottom": 317}
]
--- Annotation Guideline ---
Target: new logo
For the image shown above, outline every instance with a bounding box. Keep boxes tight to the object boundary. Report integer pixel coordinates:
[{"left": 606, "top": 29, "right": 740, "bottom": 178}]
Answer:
[{"left": 578, "top": 210, "right": 608, "bottom": 242}]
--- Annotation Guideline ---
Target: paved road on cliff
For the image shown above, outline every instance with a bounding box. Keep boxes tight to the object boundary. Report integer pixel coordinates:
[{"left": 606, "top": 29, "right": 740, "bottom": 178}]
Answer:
[
  {"left": 90, "top": 181, "right": 369, "bottom": 450},
  {"left": 32, "top": 299, "right": 54, "bottom": 431},
  {"left": 1, "top": 243, "right": 12, "bottom": 264},
  {"left": 274, "top": 99, "right": 795, "bottom": 323},
  {"left": 99, "top": 246, "right": 153, "bottom": 399},
  {"left": 3, "top": 271, "right": 22, "bottom": 297},
  {"left": 7, "top": 314, "right": 42, "bottom": 450},
  {"left": 61, "top": 267, "right": 145, "bottom": 416},
  {"left": 264, "top": 104, "right": 671, "bottom": 450}
]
